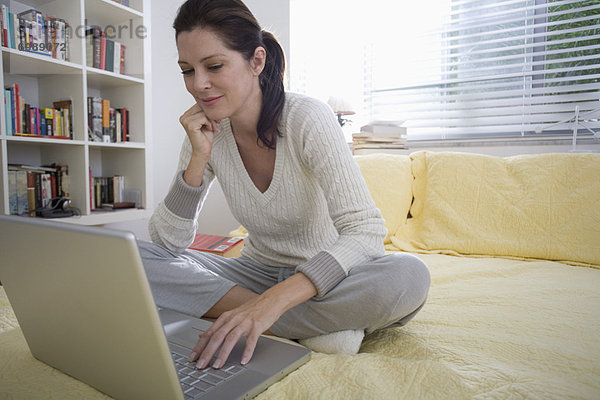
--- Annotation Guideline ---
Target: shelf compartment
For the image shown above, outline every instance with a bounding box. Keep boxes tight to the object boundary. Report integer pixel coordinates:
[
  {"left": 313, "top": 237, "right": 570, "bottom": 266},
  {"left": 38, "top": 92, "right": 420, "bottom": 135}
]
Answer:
[
  {"left": 6, "top": 140, "right": 87, "bottom": 214},
  {"left": 88, "top": 145, "right": 146, "bottom": 211},
  {"left": 84, "top": 3, "right": 145, "bottom": 79},
  {"left": 86, "top": 82, "right": 145, "bottom": 143},
  {"left": 1, "top": 0, "right": 84, "bottom": 65},
  {"left": 3, "top": 69, "right": 86, "bottom": 141}
]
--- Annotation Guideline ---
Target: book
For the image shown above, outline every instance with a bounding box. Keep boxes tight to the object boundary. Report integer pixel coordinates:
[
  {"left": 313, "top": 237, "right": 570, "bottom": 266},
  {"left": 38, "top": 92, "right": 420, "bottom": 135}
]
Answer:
[
  {"left": 99, "top": 33, "right": 106, "bottom": 69},
  {"left": 359, "top": 120, "right": 407, "bottom": 137},
  {"left": 100, "top": 201, "right": 136, "bottom": 209},
  {"left": 113, "top": 41, "right": 120, "bottom": 73},
  {"left": 52, "top": 163, "right": 70, "bottom": 198},
  {"left": 7, "top": 84, "right": 21, "bottom": 135},
  {"left": 26, "top": 171, "right": 36, "bottom": 217},
  {"left": 101, "top": 98, "right": 110, "bottom": 141},
  {"left": 109, "top": 108, "right": 116, "bottom": 141},
  {"left": 53, "top": 99, "right": 73, "bottom": 139},
  {"left": 7, "top": 168, "right": 31, "bottom": 216},
  {"left": 105, "top": 38, "right": 114, "bottom": 72},
  {"left": 352, "top": 134, "right": 407, "bottom": 144},
  {"left": 85, "top": 26, "right": 93, "bottom": 67},
  {"left": 1, "top": 5, "right": 8, "bottom": 48},
  {"left": 115, "top": 108, "right": 122, "bottom": 141},
  {"left": 4, "top": 89, "right": 12, "bottom": 135},
  {"left": 352, "top": 120, "right": 408, "bottom": 154},
  {"left": 188, "top": 234, "right": 244, "bottom": 258},
  {"left": 16, "top": 169, "right": 28, "bottom": 214},
  {"left": 88, "top": 96, "right": 103, "bottom": 141},
  {"left": 92, "top": 26, "right": 102, "bottom": 68},
  {"left": 119, "top": 43, "right": 125, "bottom": 74},
  {"left": 8, "top": 170, "right": 17, "bottom": 215}
]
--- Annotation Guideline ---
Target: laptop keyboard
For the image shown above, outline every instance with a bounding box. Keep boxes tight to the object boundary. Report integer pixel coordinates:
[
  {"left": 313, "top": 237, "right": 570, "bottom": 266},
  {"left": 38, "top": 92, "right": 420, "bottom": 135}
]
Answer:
[{"left": 171, "top": 350, "right": 246, "bottom": 399}]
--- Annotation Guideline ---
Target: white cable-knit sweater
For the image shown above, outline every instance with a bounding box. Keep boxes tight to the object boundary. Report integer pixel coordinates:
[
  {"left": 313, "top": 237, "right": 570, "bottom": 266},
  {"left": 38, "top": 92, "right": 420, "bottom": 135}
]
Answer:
[{"left": 149, "top": 92, "right": 386, "bottom": 297}]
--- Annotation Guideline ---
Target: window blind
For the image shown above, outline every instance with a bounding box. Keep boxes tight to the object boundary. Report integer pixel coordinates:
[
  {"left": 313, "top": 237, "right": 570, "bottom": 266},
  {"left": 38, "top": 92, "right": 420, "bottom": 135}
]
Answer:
[{"left": 368, "top": 0, "right": 600, "bottom": 139}]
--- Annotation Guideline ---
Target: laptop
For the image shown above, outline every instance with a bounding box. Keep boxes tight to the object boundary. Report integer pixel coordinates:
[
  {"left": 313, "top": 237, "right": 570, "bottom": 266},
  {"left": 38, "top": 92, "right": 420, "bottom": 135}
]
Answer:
[{"left": 0, "top": 215, "right": 310, "bottom": 400}]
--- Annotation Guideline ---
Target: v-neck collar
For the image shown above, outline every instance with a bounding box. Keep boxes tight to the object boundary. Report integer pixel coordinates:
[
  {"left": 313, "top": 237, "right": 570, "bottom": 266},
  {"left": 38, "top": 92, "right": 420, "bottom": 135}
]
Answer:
[{"left": 224, "top": 121, "right": 284, "bottom": 204}]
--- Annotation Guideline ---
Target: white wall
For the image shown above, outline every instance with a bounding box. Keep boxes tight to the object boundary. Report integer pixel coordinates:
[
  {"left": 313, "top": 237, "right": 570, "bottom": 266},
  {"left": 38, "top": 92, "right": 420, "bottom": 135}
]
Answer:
[{"left": 105, "top": 0, "right": 291, "bottom": 239}]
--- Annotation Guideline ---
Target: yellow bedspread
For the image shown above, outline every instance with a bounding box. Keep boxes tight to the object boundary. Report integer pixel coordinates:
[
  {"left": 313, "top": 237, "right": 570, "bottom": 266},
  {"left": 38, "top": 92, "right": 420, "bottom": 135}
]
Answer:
[{"left": 2, "top": 253, "right": 599, "bottom": 399}]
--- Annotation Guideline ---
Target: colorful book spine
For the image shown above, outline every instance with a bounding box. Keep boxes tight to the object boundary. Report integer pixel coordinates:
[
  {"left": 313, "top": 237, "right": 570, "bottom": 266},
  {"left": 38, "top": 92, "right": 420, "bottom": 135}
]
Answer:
[{"left": 4, "top": 89, "right": 12, "bottom": 135}]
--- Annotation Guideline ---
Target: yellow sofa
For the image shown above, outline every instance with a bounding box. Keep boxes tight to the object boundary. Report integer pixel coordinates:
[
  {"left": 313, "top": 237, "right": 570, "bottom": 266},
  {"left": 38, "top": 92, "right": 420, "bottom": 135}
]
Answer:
[{"left": 1, "top": 151, "right": 599, "bottom": 399}]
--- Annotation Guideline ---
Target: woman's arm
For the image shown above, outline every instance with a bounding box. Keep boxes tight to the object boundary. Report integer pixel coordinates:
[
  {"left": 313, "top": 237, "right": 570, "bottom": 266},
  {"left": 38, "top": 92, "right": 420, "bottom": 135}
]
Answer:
[
  {"left": 294, "top": 97, "right": 387, "bottom": 296},
  {"left": 148, "top": 104, "right": 219, "bottom": 252},
  {"left": 190, "top": 272, "right": 317, "bottom": 369}
]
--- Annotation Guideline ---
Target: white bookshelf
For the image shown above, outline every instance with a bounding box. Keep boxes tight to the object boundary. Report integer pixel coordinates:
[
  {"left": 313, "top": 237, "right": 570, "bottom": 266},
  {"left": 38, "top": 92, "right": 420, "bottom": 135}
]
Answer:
[{"left": 0, "top": 0, "right": 152, "bottom": 225}]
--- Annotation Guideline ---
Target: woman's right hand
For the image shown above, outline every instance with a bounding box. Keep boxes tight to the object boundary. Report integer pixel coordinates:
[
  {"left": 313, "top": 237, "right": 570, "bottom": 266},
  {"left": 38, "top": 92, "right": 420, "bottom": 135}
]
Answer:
[
  {"left": 179, "top": 103, "right": 219, "bottom": 159},
  {"left": 179, "top": 104, "right": 220, "bottom": 186}
]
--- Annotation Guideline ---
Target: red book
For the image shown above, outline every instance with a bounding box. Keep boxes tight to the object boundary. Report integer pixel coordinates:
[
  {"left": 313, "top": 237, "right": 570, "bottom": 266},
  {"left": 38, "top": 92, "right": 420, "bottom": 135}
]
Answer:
[
  {"left": 100, "top": 35, "right": 106, "bottom": 70},
  {"left": 188, "top": 234, "right": 244, "bottom": 258},
  {"left": 28, "top": 105, "right": 34, "bottom": 134}
]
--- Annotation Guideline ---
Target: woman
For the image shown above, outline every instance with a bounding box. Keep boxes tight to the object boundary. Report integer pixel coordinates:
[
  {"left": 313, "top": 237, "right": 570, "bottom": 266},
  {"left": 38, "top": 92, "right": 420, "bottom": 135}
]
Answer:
[{"left": 140, "top": 0, "right": 430, "bottom": 370}]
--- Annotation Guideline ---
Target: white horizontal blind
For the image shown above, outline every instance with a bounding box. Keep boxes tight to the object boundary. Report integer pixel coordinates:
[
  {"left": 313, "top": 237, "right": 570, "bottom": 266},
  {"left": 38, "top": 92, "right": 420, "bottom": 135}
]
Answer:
[{"left": 368, "top": 0, "right": 600, "bottom": 139}]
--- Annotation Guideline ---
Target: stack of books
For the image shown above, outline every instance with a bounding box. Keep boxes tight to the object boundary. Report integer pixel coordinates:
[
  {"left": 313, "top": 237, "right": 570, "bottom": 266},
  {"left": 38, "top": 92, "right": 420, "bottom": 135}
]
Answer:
[
  {"left": 3, "top": 83, "right": 73, "bottom": 139},
  {"left": 85, "top": 26, "right": 126, "bottom": 74},
  {"left": 8, "top": 163, "right": 69, "bottom": 216},
  {"left": 351, "top": 121, "right": 407, "bottom": 155},
  {"left": 0, "top": 6, "right": 70, "bottom": 61},
  {"left": 90, "top": 174, "right": 131, "bottom": 210},
  {"left": 87, "top": 96, "right": 130, "bottom": 143}
]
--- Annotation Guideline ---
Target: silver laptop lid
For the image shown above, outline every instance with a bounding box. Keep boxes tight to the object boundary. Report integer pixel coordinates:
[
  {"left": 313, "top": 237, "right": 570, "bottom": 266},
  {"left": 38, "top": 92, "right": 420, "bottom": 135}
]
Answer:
[
  {"left": 0, "top": 215, "right": 183, "bottom": 400},
  {"left": 0, "top": 215, "right": 311, "bottom": 400}
]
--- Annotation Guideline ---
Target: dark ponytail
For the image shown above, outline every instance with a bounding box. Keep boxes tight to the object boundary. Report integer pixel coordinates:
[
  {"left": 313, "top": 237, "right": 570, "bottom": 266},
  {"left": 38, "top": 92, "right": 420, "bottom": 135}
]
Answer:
[
  {"left": 173, "top": 0, "right": 285, "bottom": 149},
  {"left": 257, "top": 30, "right": 285, "bottom": 148}
]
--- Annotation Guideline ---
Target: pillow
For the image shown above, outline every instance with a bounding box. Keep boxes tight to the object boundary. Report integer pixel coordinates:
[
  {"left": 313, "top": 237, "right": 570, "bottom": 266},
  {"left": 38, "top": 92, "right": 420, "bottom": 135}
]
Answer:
[
  {"left": 394, "top": 151, "right": 600, "bottom": 265},
  {"left": 354, "top": 154, "right": 413, "bottom": 243}
]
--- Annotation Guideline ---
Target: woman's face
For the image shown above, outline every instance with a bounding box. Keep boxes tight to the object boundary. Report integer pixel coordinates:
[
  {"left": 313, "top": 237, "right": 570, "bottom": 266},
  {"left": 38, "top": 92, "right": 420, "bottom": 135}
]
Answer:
[{"left": 176, "top": 28, "right": 264, "bottom": 123}]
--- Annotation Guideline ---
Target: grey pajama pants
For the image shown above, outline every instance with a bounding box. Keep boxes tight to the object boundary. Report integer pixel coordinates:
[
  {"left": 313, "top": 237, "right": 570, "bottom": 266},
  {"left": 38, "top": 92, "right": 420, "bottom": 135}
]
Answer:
[{"left": 138, "top": 240, "right": 430, "bottom": 340}]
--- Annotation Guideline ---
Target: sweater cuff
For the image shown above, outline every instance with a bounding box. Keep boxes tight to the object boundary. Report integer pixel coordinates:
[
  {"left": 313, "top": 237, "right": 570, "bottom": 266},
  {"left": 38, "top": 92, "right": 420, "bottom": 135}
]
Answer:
[
  {"left": 296, "top": 251, "right": 347, "bottom": 298},
  {"left": 163, "top": 171, "right": 206, "bottom": 220}
]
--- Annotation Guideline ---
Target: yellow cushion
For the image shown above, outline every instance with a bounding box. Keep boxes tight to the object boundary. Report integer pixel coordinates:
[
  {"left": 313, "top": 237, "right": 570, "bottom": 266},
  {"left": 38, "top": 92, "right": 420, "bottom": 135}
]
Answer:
[
  {"left": 354, "top": 154, "right": 413, "bottom": 243},
  {"left": 394, "top": 151, "right": 600, "bottom": 265}
]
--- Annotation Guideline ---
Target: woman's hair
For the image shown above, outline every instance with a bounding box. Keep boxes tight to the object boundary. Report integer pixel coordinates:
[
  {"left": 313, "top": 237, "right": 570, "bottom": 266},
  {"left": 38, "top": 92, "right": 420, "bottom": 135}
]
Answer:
[{"left": 173, "top": 0, "right": 285, "bottom": 149}]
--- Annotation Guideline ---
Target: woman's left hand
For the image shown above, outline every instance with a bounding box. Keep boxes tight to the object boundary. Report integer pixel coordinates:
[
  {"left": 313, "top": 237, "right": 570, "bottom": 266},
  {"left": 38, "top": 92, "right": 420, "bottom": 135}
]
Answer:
[{"left": 189, "top": 272, "right": 318, "bottom": 369}]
